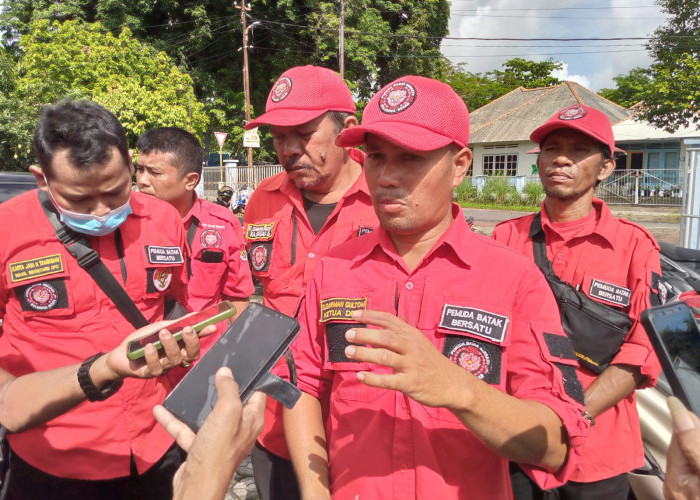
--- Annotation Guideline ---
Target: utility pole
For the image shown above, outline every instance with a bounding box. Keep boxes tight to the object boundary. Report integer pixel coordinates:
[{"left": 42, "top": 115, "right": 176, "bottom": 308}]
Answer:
[
  {"left": 339, "top": 0, "right": 345, "bottom": 78},
  {"left": 237, "top": 0, "right": 254, "bottom": 169}
]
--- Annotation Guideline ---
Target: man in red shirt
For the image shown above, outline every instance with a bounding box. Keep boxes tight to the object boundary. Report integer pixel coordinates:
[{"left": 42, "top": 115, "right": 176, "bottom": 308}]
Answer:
[
  {"left": 283, "top": 76, "right": 588, "bottom": 500},
  {"left": 136, "top": 126, "right": 254, "bottom": 313},
  {"left": 492, "top": 105, "right": 663, "bottom": 499},
  {"left": 243, "top": 65, "right": 379, "bottom": 500},
  {"left": 0, "top": 100, "right": 192, "bottom": 499}
]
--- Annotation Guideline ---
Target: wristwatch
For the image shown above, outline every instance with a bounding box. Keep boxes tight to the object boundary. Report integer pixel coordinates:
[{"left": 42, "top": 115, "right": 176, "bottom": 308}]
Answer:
[
  {"left": 77, "top": 352, "right": 123, "bottom": 402},
  {"left": 581, "top": 410, "right": 596, "bottom": 427}
]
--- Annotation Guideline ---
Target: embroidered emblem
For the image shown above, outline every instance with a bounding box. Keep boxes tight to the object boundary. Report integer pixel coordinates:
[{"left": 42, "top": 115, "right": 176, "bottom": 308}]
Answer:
[
  {"left": 246, "top": 222, "right": 275, "bottom": 241},
  {"left": 442, "top": 335, "right": 502, "bottom": 384},
  {"left": 251, "top": 244, "right": 270, "bottom": 271},
  {"left": 146, "top": 246, "right": 184, "bottom": 264},
  {"left": 9, "top": 254, "right": 64, "bottom": 283},
  {"left": 589, "top": 279, "right": 631, "bottom": 307},
  {"left": 271, "top": 76, "right": 293, "bottom": 103},
  {"left": 200, "top": 229, "right": 223, "bottom": 248},
  {"left": 25, "top": 282, "right": 59, "bottom": 311},
  {"left": 240, "top": 249, "right": 248, "bottom": 262},
  {"left": 558, "top": 105, "right": 587, "bottom": 121},
  {"left": 379, "top": 81, "right": 417, "bottom": 114},
  {"left": 357, "top": 226, "right": 375, "bottom": 237},
  {"left": 439, "top": 305, "right": 509, "bottom": 343},
  {"left": 320, "top": 297, "right": 368, "bottom": 322},
  {"left": 152, "top": 268, "right": 172, "bottom": 292}
]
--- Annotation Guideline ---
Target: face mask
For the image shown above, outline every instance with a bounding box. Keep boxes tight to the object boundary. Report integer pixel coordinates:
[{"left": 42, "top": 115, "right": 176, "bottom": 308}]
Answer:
[{"left": 44, "top": 175, "right": 132, "bottom": 236}]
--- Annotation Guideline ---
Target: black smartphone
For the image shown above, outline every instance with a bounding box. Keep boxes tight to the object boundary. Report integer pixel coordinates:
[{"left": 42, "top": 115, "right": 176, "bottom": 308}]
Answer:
[
  {"left": 126, "top": 301, "right": 237, "bottom": 360},
  {"left": 200, "top": 249, "right": 224, "bottom": 263},
  {"left": 163, "top": 303, "right": 300, "bottom": 431},
  {"left": 641, "top": 302, "right": 700, "bottom": 415}
]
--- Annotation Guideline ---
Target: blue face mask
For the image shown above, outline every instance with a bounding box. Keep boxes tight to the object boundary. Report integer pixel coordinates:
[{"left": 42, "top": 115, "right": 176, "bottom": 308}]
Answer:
[{"left": 44, "top": 175, "right": 132, "bottom": 236}]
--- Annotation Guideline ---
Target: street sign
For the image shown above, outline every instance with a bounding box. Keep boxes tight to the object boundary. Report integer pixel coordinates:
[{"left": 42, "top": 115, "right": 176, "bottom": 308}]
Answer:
[
  {"left": 214, "top": 132, "right": 228, "bottom": 148},
  {"left": 243, "top": 128, "right": 260, "bottom": 148}
]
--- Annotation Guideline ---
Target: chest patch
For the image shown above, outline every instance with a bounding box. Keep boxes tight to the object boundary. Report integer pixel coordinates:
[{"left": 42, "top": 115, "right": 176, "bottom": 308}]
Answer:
[
  {"left": 320, "top": 297, "right": 368, "bottom": 323},
  {"left": 200, "top": 229, "right": 222, "bottom": 248},
  {"left": 16, "top": 278, "right": 69, "bottom": 312},
  {"left": 440, "top": 305, "right": 509, "bottom": 343},
  {"left": 357, "top": 226, "right": 375, "bottom": 237},
  {"left": 250, "top": 242, "right": 272, "bottom": 272},
  {"left": 246, "top": 223, "right": 275, "bottom": 241},
  {"left": 443, "top": 335, "right": 501, "bottom": 385},
  {"left": 9, "top": 254, "right": 64, "bottom": 283},
  {"left": 147, "top": 267, "right": 172, "bottom": 293},
  {"left": 588, "top": 279, "right": 631, "bottom": 307},
  {"left": 146, "top": 246, "right": 184, "bottom": 264}
]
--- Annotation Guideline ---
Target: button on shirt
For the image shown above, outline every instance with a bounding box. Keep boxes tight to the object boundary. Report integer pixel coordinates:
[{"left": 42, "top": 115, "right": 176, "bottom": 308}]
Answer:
[
  {"left": 492, "top": 198, "right": 662, "bottom": 482},
  {"left": 0, "top": 190, "right": 188, "bottom": 479},
  {"left": 184, "top": 195, "right": 254, "bottom": 312},
  {"left": 292, "top": 206, "right": 588, "bottom": 499},
  {"left": 243, "top": 149, "right": 379, "bottom": 458}
]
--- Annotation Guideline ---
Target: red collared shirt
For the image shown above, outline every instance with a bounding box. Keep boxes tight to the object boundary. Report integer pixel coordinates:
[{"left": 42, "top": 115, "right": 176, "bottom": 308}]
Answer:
[
  {"left": 243, "top": 150, "right": 379, "bottom": 458},
  {"left": 292, "top": 206, "right": 587, "bottom": 499},
  {"left": 492, "top": 198, "right": 662, "bottom": 482},
  {"left": 184, "top": 195, "right": 254, "bottom": 311},
  {"left": 0, "top": 190, "right": 188, "bottom": 480}
]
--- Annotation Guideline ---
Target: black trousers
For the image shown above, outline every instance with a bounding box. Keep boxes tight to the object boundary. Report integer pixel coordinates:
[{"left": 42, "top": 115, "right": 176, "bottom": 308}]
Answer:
[
  {"left": 510, "top": 463, "right": 630, "bottom": 500},
  {"left": 6, "top": 443, "right": 185, "bottom": 500},
  {"left": 251, "top": 442, "right": 301, "bottom": 500}
]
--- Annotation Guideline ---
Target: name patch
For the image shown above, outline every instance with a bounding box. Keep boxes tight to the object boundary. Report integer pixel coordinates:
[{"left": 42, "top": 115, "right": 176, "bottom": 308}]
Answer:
[
  {"left": 440, "top": 305, "right": 509, "bottom": 343},
  {"left": 320, "top": 297, "right": 368, "bottom": 322},
  {"left": 246, "top": 223, "right": 275, "bottom": 241},
  {"left": 589, "top": 279, "right": 631, "bottom": 307},
  {"left": 146, "top": 246, "right": 184, "bottom": 264},
  {"left": 9, "top": 254, "right": 64, "bottom": 283}
]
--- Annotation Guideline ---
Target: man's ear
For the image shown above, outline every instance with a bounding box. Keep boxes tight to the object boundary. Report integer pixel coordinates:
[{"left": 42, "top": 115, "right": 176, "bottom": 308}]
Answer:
[
  {"left": 343, "top": 115, "right": 358, "bottom": 130},
  {"left": 29, "top": 164, "right": 48, "bottom": 191},
  {"left": 184, "top": 172, "right": 200, "bottom": 192},
  {"left": 597, "top": 158, "right": 616, "bottom": 183},
  {"left": 452, "top": 147, "right": 473, "bottom": 188}
]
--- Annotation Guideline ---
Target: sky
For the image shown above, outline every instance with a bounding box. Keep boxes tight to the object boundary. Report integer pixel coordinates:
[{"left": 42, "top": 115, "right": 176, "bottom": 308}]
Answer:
[{"left": 441, "top": 0, "right": 669, "bottom": 91}]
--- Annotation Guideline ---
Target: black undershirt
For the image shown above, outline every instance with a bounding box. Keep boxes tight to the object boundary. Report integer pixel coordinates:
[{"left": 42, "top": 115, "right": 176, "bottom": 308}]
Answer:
[{"left": 303, "top": 197, "right": 337, "bottom": 235}]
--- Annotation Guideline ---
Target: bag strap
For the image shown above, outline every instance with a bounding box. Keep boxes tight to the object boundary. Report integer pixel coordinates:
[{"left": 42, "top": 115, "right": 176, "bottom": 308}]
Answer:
[
  {"left": 38, "top": 191, "right": 149, "bottom": 329},
  {"left": 529, "top": 212, "right": 553, "bottom": 272},
  {"left": 185, "top": 216, "right": 200, "bottom": 279}
]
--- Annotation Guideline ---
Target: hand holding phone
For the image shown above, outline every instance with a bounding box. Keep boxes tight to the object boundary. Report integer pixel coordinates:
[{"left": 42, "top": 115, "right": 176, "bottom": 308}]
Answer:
[{"left": 126, "top": 301, "right": 237, "bottom": 361}]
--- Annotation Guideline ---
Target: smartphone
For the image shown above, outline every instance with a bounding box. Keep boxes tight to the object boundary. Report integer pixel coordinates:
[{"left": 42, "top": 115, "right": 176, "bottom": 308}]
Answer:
[
  {"left": 126, "top": 301, "right": 237, "bottom": 360},
  {"left": 163, "top": 303, "right": 300, "bottom": 431},
  {"left": 641, "top": 302, "right": 700, "bottom": 415}
]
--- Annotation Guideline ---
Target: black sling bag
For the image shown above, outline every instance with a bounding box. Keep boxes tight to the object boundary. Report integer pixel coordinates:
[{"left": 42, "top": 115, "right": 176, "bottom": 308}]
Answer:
[{"left": 530, "top": 213, "right": 632, "bottom": 373}]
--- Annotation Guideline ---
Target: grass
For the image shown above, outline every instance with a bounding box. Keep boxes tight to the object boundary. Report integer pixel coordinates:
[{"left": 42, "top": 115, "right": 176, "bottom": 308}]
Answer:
[{"left": 453, "top": 177, "right": 544, "bottom": 210}]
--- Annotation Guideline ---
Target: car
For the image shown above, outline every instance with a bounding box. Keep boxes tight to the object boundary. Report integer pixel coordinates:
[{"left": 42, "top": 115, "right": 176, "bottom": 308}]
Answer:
[{"left": 0, "top": 171, "right": 37, "bottom": 204}]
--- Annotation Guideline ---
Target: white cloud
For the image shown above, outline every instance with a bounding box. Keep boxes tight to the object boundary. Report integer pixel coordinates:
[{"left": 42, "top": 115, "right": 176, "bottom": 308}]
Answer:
[
  {"left": 551, "top": 63, "right": 591, "bottom": 89},
  {"left": 442, "top": 0, "right": 668, "bottom": 90}
]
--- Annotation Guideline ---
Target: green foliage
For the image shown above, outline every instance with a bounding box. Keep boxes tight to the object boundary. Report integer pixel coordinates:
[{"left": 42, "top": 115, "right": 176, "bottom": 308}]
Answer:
[
  {"left": 599, "top": 68, "right": 653, "bottom": 107},
  {"left": 453, "top": 177, "right": 542, "bottom": 208},
  {"left": 521, "top": 181, "right": 545, "bottom": 206},
  {"left": 642, "top": 0, "right": 700, "bottom": 131},
  {"left": 16, "top": 20, "right": 207, "bottom": 145},
  {"left": 0, "top": 47, "right": 36, "bottom": 171}
]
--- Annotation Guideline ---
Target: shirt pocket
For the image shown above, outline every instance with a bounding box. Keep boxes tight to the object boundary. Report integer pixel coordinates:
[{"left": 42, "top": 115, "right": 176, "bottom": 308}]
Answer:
[{"left": 581, "top": 271, "right": 632, "bottom": 310}]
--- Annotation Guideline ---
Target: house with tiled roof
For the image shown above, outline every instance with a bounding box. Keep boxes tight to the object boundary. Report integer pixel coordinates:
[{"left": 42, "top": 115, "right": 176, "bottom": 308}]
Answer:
[{"left": 468, "top": 81, "right": 700, "bottom": 183}]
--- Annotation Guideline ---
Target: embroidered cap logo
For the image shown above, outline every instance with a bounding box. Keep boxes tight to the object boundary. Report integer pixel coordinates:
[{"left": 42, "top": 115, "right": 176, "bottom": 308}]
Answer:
[
  {"left": 558, "top": 105, "right": 588, "bottom": 121},
  {"left": 271, "top": 76, "right": 293, "bottom": 103},
  {"left": 379, "top": 81, "right": 417, "bottom": 114}
]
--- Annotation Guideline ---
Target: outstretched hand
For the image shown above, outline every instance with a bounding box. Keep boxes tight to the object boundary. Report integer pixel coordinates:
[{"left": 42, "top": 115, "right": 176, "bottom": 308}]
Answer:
[
  {"left": 664, "top": 397, "right": 700, "bottom": 500},
  {"left": 153, "top": 367, "right": 266, "bottom": 500}
]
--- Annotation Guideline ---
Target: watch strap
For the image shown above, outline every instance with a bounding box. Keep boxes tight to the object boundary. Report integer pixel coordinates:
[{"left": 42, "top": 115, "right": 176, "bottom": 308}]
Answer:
[{"left": 77, "top": 353, "right": 123, "bottom": 402}]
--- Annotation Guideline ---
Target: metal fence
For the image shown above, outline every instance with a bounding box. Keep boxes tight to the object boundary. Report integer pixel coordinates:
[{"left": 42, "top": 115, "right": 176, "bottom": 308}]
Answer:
[
  {"left": 200, "top": 164, "right": 284, "bottom": 200},
  {"left": 595, "top": 168, "right": 684, "bottom": 206}
]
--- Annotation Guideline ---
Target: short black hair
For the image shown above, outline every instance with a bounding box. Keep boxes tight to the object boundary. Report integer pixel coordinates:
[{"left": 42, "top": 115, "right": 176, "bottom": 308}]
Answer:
[
  {"left": 327, "top": 111, "right": 354, "bottom": 134},
  {"left": 34, "top": 100, "right": 129, "bottom": 177},
  {"left": 136, "top": 127, "right": 203, "bottom": 179}
]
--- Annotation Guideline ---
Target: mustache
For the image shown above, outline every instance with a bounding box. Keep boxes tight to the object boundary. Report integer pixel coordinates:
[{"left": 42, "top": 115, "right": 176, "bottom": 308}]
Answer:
[
  {"left": 373, "top": 190, "right": 407, "bottom": 203},
  {"left": 283, "top": 160, "right": 313, "bottom": 170}
]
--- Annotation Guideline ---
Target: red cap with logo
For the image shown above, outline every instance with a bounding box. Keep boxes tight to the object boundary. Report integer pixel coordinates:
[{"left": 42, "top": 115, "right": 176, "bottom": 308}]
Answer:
[
  {"left": 244, "top": 65, "right": 355, "bottom": 130},
  {"left": 530, "top": 105, "right": 616, "bottom": 153},
  {"left": 335, "top": 75, "right": 469, "bottom": 151}
]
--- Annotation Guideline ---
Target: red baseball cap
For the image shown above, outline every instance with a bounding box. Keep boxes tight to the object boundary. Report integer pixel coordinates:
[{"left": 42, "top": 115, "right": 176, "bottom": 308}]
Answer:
[
  {"left": 335, "top": 76, "right": 469, "bottom": 151},
  {"left": 530, "top": 105, "right": 616, "bottom": 153},
  {"left": 244, "top": 65, "right": 355, "bottom": 130}
]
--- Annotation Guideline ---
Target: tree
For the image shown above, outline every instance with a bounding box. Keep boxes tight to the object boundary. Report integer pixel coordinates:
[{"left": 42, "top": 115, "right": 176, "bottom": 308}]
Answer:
[
  {"left": 497, "top": 58, "right": 563, "bottom": 89},
  {"left": 599, "top": 68, "right": 653, "bottom": 108},
  {"left": 17, "top": 20, "right": 207, "bottom": 144},
  {"left": 0, "top": 47, "right": 35, "bottom": 171},
  {"left": 642, "top": 0, "right": 700, "bottom": 131}
]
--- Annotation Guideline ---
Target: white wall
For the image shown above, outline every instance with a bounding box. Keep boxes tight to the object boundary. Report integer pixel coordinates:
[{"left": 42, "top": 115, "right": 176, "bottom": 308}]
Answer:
[{"left": 470, "top": 141, "right": 540, "bottom": 177}]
